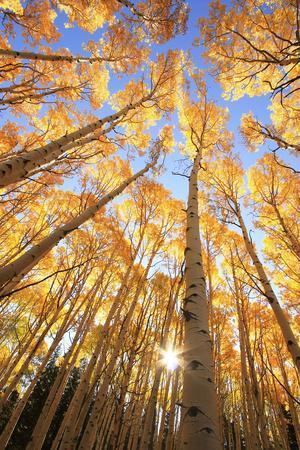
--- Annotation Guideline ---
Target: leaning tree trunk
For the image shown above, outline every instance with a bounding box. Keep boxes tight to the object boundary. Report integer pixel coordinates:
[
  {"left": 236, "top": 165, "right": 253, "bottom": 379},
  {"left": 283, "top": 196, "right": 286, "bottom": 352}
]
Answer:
[
  {"left": 0, "top": 92, "right": 152, "bottom": 187},
  {"left": 0, "top": 48, "right": 110, "bottom": 63},
  {"left": 181, "top": 151, "right": 221, "bottom": 450},
  {"left": 272, "top": 202, "right": 300, "bottom": 260},
  {"left": 235, "top": 203, "right": 300, "bottom": 372},
  {"left": 0, "top": 158, "right": 157, "bottom": 295}
]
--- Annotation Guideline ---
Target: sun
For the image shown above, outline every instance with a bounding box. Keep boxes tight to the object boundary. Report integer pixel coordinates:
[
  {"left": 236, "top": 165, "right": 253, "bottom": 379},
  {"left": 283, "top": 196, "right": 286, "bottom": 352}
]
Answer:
[{"left": 161, "top": 349, "right": 179, "bottom": 371}]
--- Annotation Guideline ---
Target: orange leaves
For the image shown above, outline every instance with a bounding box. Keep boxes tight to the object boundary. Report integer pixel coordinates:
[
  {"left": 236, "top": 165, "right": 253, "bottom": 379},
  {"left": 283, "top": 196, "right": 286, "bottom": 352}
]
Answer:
[
  {"left": 159, "top": 125, "right": 175, "bottom": 153},
  {"left": 240, "top": 113, "right": 266, "bottom": 152},
  {"left": 199, "top": 0, "right": 298, "bottom": 100},
  {"left": 57, "top": 0, "right": 120, "bottom": 33},
  {"left": 178, "top": 76, "right": 232, "bottom": 159},
  {"left": 96, "top": 24, "right": 151, "bottom": 74},
  {"left": 0, "top": 122, "right": 22, "bottom": 158},
  {"left": 129, "top": 0, "right": 189, "bottom": 43},
  {"left": 19, "top": 0, "right": 60, "bottom": 44}
]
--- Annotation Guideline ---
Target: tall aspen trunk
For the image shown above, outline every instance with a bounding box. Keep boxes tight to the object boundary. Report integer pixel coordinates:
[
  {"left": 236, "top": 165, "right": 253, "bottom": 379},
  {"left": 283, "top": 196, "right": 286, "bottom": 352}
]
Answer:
[
  {"left": 0, "top": 159, "right": 156, "bottom": 294},
  {"left": 123, "top": 351, "right": 155, "bottom": 450},
  {"left": 0, "top": 94, "right": 152, "bottom": 187},
  {"left": 181, "top": 151, "right": 221, "bottom": 450},
  {"left": 109, "top": 291, "right": 153, "bottom": 450},
  {"left": 59, "top": 233, "right": 150, "bottom": 448},
  {"left": 77, "top": 302, "right": 137, "bottom": 449},
  {"left": 141, "top": 280, "right": 179, "bottom": 449},
  {"left": 235, "top": 204, "right": 300, "bottom": 372},
  {"left": 95, "top": 396, "right": 116, "bottom": 449},
  {"left": 53, "top": 239, "right": 145, "bottom": 450},
  {"left": 55, "top": 305, "right": 123, "bottom": 450},
  {"left": 140, "top": 366, "right": 163, "bottom": 449},
  {"left": 266, "top": 366, "right": 290, "bottom": 450}
]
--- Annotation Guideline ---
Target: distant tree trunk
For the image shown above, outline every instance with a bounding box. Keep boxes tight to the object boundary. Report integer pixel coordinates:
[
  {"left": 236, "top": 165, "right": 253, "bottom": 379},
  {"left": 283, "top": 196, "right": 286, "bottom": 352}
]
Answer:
[
  {"left": 25, "top": 271, "right": 108, "bottom": 450},
  {"left": 0, "top": 293, "right": 85, "bottom": 448},
  {"left": 165, "top": 365, "right": 179, "bottom": 450},
  {"left": 76, "top": 240, "right": 161, "bottom": 450},
  {"left": 230, "top": 255, "right": 260, "bottom": 450},
  {"left": 276, "top": 346, "right": 300, "bottom": 448},
  {"left": 272, "top": 202, "right": 300, "bottom": 260},
  {"left": 240, "top": 306, "right": 269, "bottom": 449},
  {"left": 155, "top": 371, "right": 171, "bottom": 450}
]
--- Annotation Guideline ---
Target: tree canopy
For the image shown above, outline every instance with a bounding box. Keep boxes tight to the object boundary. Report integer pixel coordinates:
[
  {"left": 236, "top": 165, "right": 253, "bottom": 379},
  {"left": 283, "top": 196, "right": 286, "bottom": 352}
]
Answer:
[{"left": 0, "top": 1, "right": 299, "bottom": 450}]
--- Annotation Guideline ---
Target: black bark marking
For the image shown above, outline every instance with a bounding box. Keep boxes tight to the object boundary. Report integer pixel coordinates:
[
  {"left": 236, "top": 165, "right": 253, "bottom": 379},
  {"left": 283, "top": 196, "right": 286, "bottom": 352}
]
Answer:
[
  {"left": 184, "top": 297, "right": 196, "bottom": 305},
  {"left": 187, "top": 360, "right": 203, "bottom": 370},
  {"left": 200, "top": 427, "right": 214, "bottom": 434},
  {"left": 187, "top": 406, "right": 204, "bottom": 417},
  {"left": 180, "top": 308, "right": 197, "bottom": 322}
]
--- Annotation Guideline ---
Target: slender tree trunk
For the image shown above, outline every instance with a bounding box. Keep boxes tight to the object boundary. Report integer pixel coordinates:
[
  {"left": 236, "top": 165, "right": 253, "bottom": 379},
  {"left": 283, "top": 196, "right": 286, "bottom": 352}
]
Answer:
[
  {"left": 25, "top": 273, "right": 107, "bottom": 450},
  {"left": 140, "top": 366, "right": 163, "bottom": 449},
  {"left": 241, "top": 309, "right": 269, "bottom": 449},
  {"left": 155, "top": 371, "right": 171, "bottom": 450},
  {"left": 0, "top": 158, "right": 156, "bottom": 294},
  {"left": 181, "top": 151, "right": 221, "bottom": 450},
  {"left": 272, "top": 202, "right": 300, "bottom": 260},
  {"left": 166, "top": 366, "right": 179, "bottom": 450},
  {"left": 235, "top": 203, "right": 300, "bottom": 372},
  {"left": 0, "top": 48, "right": 110, "bottom": 63},
  {"left": 231, "top": 257, "right": 260, "bottom": 450},
  {"left": 53, "top": 239, "right": 145, "bottom": 450},
  {"left": 276, "top": 346, "right": 300, "bottom": 448},
  {"left": 77, "top": 249, "right": 157, "bottom": 450},
  {"left": 0, "top": 294, "right": 84, "bottom": 448},
  {"left": 0, "top": 292, "right": 73, "bottom": 406},
  {"left": 0, "top": 94, "right": 152, "bottom": 187}
]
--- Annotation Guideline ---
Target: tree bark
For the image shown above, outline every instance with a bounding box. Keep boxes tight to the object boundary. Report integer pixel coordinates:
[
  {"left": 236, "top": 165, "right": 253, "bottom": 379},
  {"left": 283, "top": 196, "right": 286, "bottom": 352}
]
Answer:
[
  {"left": 0, "top": 158, "right": 156, "bottom": 294},
  {"left": 235, "top": 203, "right": 300, "bottom": 372},
  {"left": 0, "top": 93, "right": 152, "bottom": 187},
  {"left": 181, "top": 151, "right": 221, "bottom": 450}
]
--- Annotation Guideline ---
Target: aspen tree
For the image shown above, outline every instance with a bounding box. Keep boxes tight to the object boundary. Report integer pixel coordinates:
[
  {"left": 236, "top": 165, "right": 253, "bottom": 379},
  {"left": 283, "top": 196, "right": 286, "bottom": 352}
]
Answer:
[
  {"left": 0, "top": 150, "right": 159, "bottom": 294},
  {"left": 178, "top": 75, "right": 231, "bottom": 450},
  {"left": 77, "top": 233, "right": 165, "bottom": 449},
  {"left": 204, "top": 155, "right": 300, "bottom": 372}
]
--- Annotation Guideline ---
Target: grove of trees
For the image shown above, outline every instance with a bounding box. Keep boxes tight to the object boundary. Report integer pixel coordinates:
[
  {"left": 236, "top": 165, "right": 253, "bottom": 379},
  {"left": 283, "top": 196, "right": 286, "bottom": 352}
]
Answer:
[{"left": 0, "top": 0, "right": 299, "bottom": 449}]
